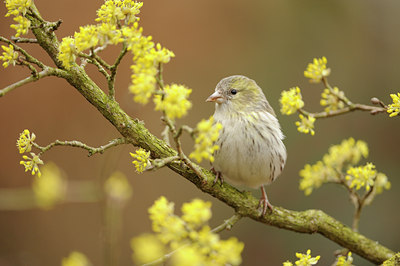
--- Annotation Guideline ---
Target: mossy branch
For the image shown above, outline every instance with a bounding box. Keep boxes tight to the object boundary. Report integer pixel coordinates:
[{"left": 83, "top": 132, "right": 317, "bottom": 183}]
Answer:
[{"left": 7, "top": 3, "right": 395, "bottom": 265}]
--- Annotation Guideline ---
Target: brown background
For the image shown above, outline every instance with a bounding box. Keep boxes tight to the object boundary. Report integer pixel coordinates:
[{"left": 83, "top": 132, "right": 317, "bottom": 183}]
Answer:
[{"left": 0, "top": 0, "right": 399, "bottom": 265}]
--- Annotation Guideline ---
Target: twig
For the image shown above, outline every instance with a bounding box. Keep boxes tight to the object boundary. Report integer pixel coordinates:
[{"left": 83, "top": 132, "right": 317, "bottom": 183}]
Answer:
[
  {"left": 0, "top": 68, "right": 54, "bottom": 97},
  {"left": 298, "top": 103, "right": 386, "bottom": 119},
  {"left": 211, "top": 213, "right": 242, "bottom": 233},
  {"left": 147, "top": 155, "right": 180, "bottom": 171},
  {"left": 108, "top": 43, "right": 128, "bottom": 99},
  {"left": 33, "top": 138, "right": 127, "bottom": 157},
  {"left": 11, "top": 37, "right": 38, "bottom": 43}
]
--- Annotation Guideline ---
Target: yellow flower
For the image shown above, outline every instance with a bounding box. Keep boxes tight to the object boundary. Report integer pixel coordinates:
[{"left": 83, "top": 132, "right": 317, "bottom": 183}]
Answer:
[
  {"left": 283, "top": 262, "right": 294, "bottom": 266},
  {"left": 299, "top": 161, "right": 335, "bottom": 195},
  {"left": 189, "top": 117, "right": 223, "bottom": 163},
  {"left": 181, "top": 199, "right": 212, "bottom": 228},
  {"left": 32, "top": 162, "right": 66, "bottom": 209},
  {"left": 211, "top": 236, "right": 244, "bottom": 266},
  {"left": 335, "top": 252, "right": 354, "bottom": 266},
  {"left": 0, "top": 44, "right": 19, "bottom": 68},
  {"left": 131, "top": 234, "right": 165, "bottom": 265},
  {"left": 320, "top": 87, "right": 345, "bottom": 112},
  {"left": 131, "top": 197, "right": 244, "bottom": 265},
  {"left": 153, "top": 43, "right": 175, "bottom": 64},
  {"left": 20, "top": 152, "right": 43, "bottom": 177},
  {"left": 304, "top": 56, "right": 330, "bottom": 83},
  {"left": 130, "top": 148, "right": 150, "bottom": 173},
  {"left": 154, "top": 84, "right": 192, "bottom": 120},
  {"left": 62, "top": 251, "right": 91, "bottom": 266},
  {"left": 295, "top": 249, "right": 320, "bottom": 266},
  {"left": 346, "top": 162, "right": 377, "bottom": 191},
  {"left": 295, "top": 114, "right": 316, "bottom": 135},
  {"left": 5, "top": 0, "right": 32, "bottom": 17},
  {"left": 172, "top": 245, "right": 206, "bottom": 266},
  {"left": 96, "top": 0, "right": 143, "bottom": 26},
  {"left": 322, "top": 138, "right": 368, "bottom": 170},
  {"left": 387, "top": 92, "right": 400, "bottom": 117},
  {"left": 96, "top": 23, "right": 123, "bottom": 46},
  {"left": 280, "top": 87, "right": 304, "bottom": 115},
  {"left": 129, "top": 72, "right": 157, "bottom": 104},
  {"left": 283, "top": 261, "right": 293, "bottom": 266},
  {"left": 74, "top": 25, "right": 99, "bottom": 52},
  {"left": 104, "top": 171, "right": 132, "bottom": 201},
  {"left": 10, "top": 15, "right": 31, "bottom": 37},
  {"left": 374, "top": 173, "right": 391, "bottom": 194},
  {"left": 148, "top": 197, "right": 186, "bottom": 244},
  {"left": 16, "top": 129, "right": 35, "bottom": 154},
  {"left": 58, "top": 37, "right": 76, "bottom": 69}
]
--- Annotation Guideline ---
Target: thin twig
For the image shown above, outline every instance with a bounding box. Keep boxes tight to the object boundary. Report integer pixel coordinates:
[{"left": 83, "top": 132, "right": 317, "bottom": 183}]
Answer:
[
  {"left": 211, "top": 213, "right": 242, "bottom": 233},
  {"left": 11, "top": 37, "right": 38, "bottom": 43},
  {"left": 147, "top": 155, "right": 180, "bottom": 171},
  {"left": 108, "top": 43, "right": 128, "bottom": 99},
  {"left": 33, "top": 138, "right": 127, "bottom": 157},
  {"left": 0, "top": 68, "right": 54, "bottom": 97}
]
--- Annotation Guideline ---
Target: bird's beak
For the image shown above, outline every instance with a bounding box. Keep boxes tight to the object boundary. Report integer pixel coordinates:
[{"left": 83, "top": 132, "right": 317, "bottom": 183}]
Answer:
[{"left": 206, "top": 91, "right": 225, "bottom": 103}]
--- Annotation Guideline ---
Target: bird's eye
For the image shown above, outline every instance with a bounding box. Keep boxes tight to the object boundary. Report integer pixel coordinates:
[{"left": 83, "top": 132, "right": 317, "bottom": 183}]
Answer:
[{"left": 230, "top": 89, "right": 237, "bottom": 95}]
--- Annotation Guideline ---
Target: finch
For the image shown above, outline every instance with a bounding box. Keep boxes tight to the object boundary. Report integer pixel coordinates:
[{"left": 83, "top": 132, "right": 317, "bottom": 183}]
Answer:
[{"left": 206, "top": 75, "right": 287, "bottom": 215}]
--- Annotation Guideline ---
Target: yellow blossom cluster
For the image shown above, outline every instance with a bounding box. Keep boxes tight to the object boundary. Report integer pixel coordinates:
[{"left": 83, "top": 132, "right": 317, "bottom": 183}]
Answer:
[
  {"left": 0, "top": 44, "right": 19, "bottom": 68},
  {"left": 104, "top": 171, "right": 132, "bottom": 202},
  {"left": 154, "top": 84, "right": 192, "bottom": 120},
  {"left": 387, "top": 92, "right": 400, "bottom": 117},
  {"left": 56, "top": 1, "right": 183, "bottom": 118},
  {"left": 16, "top": 129, "right": 44, "bottom": 178},
  {"left": 32, "top": 162, "right": 66, "bottom": 209},
  {"left": 95, "top": 0, "right": 143, "bottom": 25},
  {"left": 295, "top": 114, "right": 315, "bottom": 136},
  {"left": 304, "top": 56, "right": 331, "bottom": 83},
  {"left": 58, "top": 37, "right": 77, "bottom": 69},
  {"left": 16, "top": 129, "right": 35, "bottom": 153},
  {"left": 4, "top": 0, "right": 32, "bottom": 37},
  {"left": 10, "top": 15, "right": 30, "bottom": 37},
  {"left": 20, "top": 152, "right": 43, "bottom": 177},
  {"left": 335, "top": 252, "right": 354, "bottom": 266},
  {"left": 299, "top": 138, "right": 390, "bottom": 196},
  {"left": 346, "top": 162, "right": 377, "bottom": 192},
  {"left": 5, "top": 0, "right": 32, "bottom": 17},
  {"left": 130, "top": 148, "right": 150, "bottom": 173},
  {"left": 62, "top": 251, "right": 91, "bottom": 266},
  {"left": 283, "top": 249, "right": 320, "bottom": 266},
  {"left": 320, "top": 87, "right": 346, "bottom": 112},
  {"left": 280, "top": 87, "right": 304, "bottom": 115},
  {"left": 131, "top": 196, "right": 244, "bottom": 265},
  {"left": 189, "top": 117, "right": 223, "bottom": 163}
]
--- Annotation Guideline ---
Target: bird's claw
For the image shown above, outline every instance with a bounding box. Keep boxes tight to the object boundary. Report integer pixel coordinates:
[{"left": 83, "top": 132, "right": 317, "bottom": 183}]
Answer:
[
  {"left": 259, "top": 186, "right": 273, "bottom": 216},
  {"left": 258, "top": 197, "right": 273, "bottom": 216},
  {"left": 211, "top": 168, "right": 224, "bottom": 185}
]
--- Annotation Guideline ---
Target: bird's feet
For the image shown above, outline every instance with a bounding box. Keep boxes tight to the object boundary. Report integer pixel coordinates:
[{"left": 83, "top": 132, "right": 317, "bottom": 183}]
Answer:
[
  {"left": 258, "top": 186, "right": 273, "bottom": 216},
  {"left": 211, "top": 167, "right": 224, "bottom": 185}
]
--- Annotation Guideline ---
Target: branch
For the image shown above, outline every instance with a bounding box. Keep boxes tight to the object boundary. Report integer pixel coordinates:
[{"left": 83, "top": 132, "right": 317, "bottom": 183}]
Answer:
[
  {"left": 23, "top": 6, "right": 396, "bottom": 265},
  {"left": 0, "top": 67, "right": 60, "bottom": 97},
  {"left": 34, "top": 138, "right": 127, "bottom": 157}
]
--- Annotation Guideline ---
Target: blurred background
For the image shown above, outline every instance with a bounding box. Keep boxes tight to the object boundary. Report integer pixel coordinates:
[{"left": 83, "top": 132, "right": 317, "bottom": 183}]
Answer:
[{"left": 0, "top": 0, "right": 399, "bottom": 265}]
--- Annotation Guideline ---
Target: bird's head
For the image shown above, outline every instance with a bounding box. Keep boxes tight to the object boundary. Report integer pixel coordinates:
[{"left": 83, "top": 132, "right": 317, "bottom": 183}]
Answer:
[{"left": 206, "top": 75, "right": 273, "bottom": 115}]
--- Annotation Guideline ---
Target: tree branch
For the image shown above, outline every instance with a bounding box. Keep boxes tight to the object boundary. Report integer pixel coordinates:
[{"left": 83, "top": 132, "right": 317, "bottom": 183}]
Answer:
[
  {"left": 22, "top": 5, "right": 396, "bottom": 265},
  {"left": 34, "top": 138, "right": 127, "bottom": 157},
  {"left": 0, "top": 68, "right": 61, "bottom": 97}
]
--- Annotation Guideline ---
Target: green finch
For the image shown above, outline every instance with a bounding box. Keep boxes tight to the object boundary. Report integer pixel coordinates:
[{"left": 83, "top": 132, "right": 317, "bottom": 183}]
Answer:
[{"left": 206, "top": 75, "right": 286, "bottom": 216}]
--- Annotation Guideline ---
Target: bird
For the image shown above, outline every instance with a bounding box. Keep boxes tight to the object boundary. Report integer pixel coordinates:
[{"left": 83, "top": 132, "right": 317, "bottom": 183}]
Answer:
[{"left": 206, "top": 75, "right": 286, "bottom": 216}]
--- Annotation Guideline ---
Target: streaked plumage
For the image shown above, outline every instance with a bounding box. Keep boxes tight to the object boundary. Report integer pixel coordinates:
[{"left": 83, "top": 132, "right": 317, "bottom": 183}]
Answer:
[{"left": 207, "top": 75, "right": 286, "bottom": 215}]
